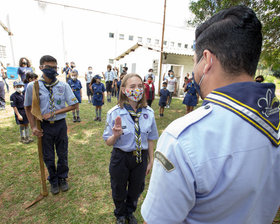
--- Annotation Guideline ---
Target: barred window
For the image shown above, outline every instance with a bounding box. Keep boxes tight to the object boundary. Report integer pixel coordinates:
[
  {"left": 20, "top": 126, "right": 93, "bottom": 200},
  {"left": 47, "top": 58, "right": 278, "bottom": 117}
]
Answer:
[{"left": 0, "top": 45, "right": 7, "bottom": 58}]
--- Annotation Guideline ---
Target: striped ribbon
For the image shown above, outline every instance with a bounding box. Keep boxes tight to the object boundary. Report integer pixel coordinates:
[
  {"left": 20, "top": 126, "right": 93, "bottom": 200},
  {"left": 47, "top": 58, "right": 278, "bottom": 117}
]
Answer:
[{"left": 124, "top": 104, "right": 142, "bottom": 163}]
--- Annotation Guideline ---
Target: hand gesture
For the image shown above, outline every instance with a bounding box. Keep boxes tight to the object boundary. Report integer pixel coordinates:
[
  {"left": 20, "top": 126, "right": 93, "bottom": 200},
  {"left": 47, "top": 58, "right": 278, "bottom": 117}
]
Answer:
[
  {"left": 112, "top": 116, "right": 123, "bottom": 138},
  {"left": 18, "top": 115, "right": 23, "bottom": 121}
]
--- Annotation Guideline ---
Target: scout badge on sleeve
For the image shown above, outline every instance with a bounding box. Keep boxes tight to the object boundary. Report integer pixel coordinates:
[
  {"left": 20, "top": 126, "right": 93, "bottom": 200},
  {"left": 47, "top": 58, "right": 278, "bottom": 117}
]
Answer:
[{"left": 24, "top": 80, "right": 48, "bottom": 209}]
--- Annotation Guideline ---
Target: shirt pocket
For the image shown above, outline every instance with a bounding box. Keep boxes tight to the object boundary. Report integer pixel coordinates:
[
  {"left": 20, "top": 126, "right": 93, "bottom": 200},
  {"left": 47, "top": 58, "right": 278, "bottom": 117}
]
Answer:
[
  {"left": 118, "top": 127, "right": 133, "bottom": 146},
  {"left": 140, "top": 125, "right": 152, "bottom": 142}
]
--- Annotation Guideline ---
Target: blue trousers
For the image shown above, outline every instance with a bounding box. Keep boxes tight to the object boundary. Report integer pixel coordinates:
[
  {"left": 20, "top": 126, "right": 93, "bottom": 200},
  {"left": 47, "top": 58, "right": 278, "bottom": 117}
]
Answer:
[
  {"left": 109, "top": 148, "right": 148, "bottom": 218},
  {"left": 41, "top": 119, "right": 69, "bottom": 185}
]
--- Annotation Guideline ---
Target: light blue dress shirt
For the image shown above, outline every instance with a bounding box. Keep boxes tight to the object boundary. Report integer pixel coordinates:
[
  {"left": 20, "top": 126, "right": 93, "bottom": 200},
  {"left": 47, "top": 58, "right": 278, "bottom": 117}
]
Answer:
[
  {"left": 141, "top": 82, "right": 280, "bottom": 224},
  {"left": 103, "top": 105, "right": 159, "bottom": 152},
  {"left": 104, "top": 70, "right": 115, "bottom": 82},
  {"left": 24, "top": 80, "right": 78, "bottom": 121}
]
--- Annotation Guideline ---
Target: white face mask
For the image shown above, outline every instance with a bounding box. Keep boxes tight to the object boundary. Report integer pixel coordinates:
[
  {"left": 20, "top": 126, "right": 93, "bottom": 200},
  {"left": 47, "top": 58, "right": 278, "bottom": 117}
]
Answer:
[
  {"left": 72, "top": 76, "right": 77, "bottom": 80},
  {"left": 16, "top": 87, "right": 24, "bottom": 93}
]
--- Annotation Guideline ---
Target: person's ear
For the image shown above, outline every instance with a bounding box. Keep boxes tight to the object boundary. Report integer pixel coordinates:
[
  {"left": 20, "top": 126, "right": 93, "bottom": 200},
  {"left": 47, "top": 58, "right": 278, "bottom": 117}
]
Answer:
[
  {"left": 39, "top": 65, "right": 43, "bottom": 70},
  {"left": 121, "top": 87, "right": 126, "bottom": 94},
  {"left": 202, "top": 50, "right": 213, "bottom": 74}
]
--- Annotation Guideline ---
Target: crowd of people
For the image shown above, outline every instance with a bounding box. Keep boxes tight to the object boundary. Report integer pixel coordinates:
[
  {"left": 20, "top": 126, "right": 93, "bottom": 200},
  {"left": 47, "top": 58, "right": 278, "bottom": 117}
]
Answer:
[{"left": 0, "top": 5, "right": 279, "bottom": 224}]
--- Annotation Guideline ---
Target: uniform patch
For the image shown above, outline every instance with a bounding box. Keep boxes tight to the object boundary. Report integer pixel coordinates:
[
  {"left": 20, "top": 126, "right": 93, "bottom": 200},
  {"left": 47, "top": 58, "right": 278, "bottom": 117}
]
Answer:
[
  {"left": 155, "top": 151, "right": 175, "bottom": 172},
  {"left": 122, "top": 126, "right": 126, "bottom": 129},
  {"left": 143, "top": 114, "right": 148, "bottom": 119},
  {"left": 56, "top": 99, "right": 61, "bottom": 105},
  {"left": 71, "top": 97, "right": 77, "bottom": 102},
  {"left": 57, "top": 86, "right": 64, "bottom": 93}
]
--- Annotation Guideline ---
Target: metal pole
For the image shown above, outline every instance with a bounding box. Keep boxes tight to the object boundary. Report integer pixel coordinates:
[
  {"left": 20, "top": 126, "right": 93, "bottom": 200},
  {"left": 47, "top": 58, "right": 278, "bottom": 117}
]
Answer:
[
  {"left": 158, "top": 0, "right": 167, "bottom": 95},
  {"left": 6, "top": 15, "right": 16, "bottom": 66}
]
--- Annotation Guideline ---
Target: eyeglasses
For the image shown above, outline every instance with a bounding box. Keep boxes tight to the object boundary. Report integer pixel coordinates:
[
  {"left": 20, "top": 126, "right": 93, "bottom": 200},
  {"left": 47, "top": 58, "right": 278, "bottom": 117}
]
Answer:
[{"left": 42, "top": 65, "right": 59, "bottom": 70}]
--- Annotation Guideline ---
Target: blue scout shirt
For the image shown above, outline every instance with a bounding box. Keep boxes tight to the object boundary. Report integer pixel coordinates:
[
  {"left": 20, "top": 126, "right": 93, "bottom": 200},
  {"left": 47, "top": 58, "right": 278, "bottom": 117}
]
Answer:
[
  {"left": 141, "top": 82, "right": 280, "bottom": 224},
  {"left": 159, "top": 88, "right": 170, "bottom": 103},
  {"left": 186, "top": 82, "right": 196, "bottom": 95},
  {"left": 103, "top": 105, "right": 159, "bottom": 152},
  {"left": 68, "top": 79, "right": 82, "bottom": 92},
  {"left": 92, "top": 82, "right": 105, "bottom": 94},
  {"left": 104, "top": 70, "right": 115, "bottom": 82},
  {"left": 24, "top": 79, "right": 79, "bottom": 121},
  {"left": 10, "top": 91, "right": 24, "bottom": 109}
]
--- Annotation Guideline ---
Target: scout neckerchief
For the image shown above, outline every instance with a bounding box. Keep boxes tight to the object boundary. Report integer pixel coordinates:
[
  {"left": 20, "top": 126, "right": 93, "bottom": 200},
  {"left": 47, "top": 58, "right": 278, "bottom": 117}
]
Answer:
[
  {"left": 124, "top": 103, "right": 143, "bottom": 163},
  {"left": 203, "top": 82, "right": 280, "bottom": 146},
  {"left": 40, "top": 77, "right": 59, "bottom": 118}
]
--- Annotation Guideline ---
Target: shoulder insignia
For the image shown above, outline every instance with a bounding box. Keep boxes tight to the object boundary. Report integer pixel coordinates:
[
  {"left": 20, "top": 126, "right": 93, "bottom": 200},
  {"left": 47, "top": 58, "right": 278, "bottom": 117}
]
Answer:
[
  {"left": 155, "top": 151, "right": 175, "bottom": 172},
  {"left": 165, "top": 104, "right": 213, "bottom": 138},
  {"left": 108, "top": 105, "right": 120, "bottom": 114},
  {"left": 145, "top": 106, "right": 154, "bottom": 113}
]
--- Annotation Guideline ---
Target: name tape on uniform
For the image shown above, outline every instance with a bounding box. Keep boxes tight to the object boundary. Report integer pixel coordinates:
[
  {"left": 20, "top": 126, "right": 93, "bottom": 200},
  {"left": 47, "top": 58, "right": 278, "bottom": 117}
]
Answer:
[{"left": 155, "top": 151, "right": 175, "bottom": 172}]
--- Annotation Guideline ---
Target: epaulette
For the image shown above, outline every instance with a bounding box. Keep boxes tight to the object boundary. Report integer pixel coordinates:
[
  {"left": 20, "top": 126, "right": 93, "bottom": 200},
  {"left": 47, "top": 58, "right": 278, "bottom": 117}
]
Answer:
[
  {"left": 165, "top": 104, "right": 213, "bottom": 138},
  {"left": 145, "top": 105, "right": 154, "bottom": 113},
  {"left": 108, "top": 105, "right": 120, "bottom": 114}
]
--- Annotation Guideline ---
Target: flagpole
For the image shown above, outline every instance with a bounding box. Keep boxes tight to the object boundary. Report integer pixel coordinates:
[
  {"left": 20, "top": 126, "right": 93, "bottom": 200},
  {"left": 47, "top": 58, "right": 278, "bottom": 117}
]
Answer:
[{"left": 158, "top": 0, "right": 167, "bottom": 95}]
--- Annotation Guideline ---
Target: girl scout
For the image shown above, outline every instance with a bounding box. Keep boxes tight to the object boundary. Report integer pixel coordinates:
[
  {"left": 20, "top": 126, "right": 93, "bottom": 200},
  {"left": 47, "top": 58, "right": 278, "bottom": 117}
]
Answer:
[
  {"left": 182, "top": 79, "right": 199, "bottom": 114},
  {"left": 91, "top": 75, "right": 105, "bottom": 121},
  {"left": 103, "top": 73, "right": 158, "bottom": 224},
  {"left": 68, "top": 70, "right": 82, "bottom": 122}
]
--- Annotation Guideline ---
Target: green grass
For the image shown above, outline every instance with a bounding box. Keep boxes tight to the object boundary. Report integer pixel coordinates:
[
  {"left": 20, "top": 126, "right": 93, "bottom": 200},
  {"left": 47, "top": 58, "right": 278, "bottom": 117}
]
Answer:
[
  {"left": 1, "top": 96, "right": 279, "bottom": 223},
  {"left": 0, "top": 97, "right": 195, "bottom": 224}
]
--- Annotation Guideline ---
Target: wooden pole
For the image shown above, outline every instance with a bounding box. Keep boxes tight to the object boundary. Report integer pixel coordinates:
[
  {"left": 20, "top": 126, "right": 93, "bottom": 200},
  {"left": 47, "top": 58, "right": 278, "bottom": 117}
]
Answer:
[
  {"left": 37, "top": 119, "right": 48, "bottom": 197},
  {"left": 158, "top": 0, "right": 167, "bottom": 95}
]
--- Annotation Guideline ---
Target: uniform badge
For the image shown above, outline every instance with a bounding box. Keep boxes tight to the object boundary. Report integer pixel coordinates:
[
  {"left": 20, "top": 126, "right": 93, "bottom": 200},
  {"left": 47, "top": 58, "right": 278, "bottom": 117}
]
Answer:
[
  {"left": 56, "top": 99, "right": 61, "bottom": 105},
  {"left": 71, "top": 97, "right": 77, "bottom": 102},
  {"left": 143, "top": 114, "right": 148, "bottom": 119},
  {"left": 57, "top": 86, "right": 64, "bottom": 93},
  {"left": 155, "top": 151, "right": 175, "bottom": 172}
]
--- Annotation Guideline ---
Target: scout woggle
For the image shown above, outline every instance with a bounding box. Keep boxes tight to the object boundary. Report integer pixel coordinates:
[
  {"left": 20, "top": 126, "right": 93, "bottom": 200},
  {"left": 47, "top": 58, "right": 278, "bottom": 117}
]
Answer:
[{"left": 125, "top": 88, "right": 144, "bottom": 102}]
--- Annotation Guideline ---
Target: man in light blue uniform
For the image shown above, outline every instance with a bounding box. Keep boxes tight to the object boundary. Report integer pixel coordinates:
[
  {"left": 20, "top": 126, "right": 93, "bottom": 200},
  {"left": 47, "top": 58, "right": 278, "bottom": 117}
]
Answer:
[
  {"left": 141, "top": 6, "right": 280, "bottom": 224},
  {"left": 103, "top": 64, "right": 116, "bottom": 102},
  {"left": 25, "top": 55, "right": 78, "bottom": 195}
]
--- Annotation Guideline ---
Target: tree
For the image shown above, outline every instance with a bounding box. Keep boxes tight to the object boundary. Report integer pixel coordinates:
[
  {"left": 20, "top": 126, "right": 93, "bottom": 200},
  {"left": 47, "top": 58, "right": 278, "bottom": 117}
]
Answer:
[{"left": 188, "top": 0, "right": 280, "bottom": 70}]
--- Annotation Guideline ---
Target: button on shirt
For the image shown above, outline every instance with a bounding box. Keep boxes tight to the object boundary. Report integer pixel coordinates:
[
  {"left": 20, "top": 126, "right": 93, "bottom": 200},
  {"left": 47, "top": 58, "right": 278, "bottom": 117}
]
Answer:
[
  {"left": 24, "top": 80, "right": 78, "bottom": 121},
  {"left": 141, "top": 83, "right": 280, "bottom": 224},
  {"left": 104, "top": 71, "right": 115, "bottom": 82},
  {"left": 103, "top": 105, "right": 159, "bottom": 152}
]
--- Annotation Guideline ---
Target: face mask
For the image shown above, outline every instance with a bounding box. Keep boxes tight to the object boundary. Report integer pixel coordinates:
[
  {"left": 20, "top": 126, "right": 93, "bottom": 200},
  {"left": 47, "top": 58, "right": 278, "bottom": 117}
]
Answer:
[
  {"left": 148, "top": 80, "right": 152, "bottom": 84},
  {"left": 192, "top": 57, "right": 205, "bottom": 97},
  {"left": 124, "top": 88, "right": 144, "bottom": 102},
  {"left": 170, "top": 75, "right": 174, "bottom": 78},
  {"left": 16, "top": 87, "right": 24, "bottom": 93},
  {"left": 163, "top": 86, "right": 167, "bottom": 89},
  {"left": 72, "top": 76, "right": 77, "bottom": 80},
  {"left": 88, "top": 71, "right": 92, "bottom": 74},
  {"left": 71, "top": 65, "right": 74, "bottom": 68},
  {"left": 42, "top": 68, "right": 58, "bottom": 81}
]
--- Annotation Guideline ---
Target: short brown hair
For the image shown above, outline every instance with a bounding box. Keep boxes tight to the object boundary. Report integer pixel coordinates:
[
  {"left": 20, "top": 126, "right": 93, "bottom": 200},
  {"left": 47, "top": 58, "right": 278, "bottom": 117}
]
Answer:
[{"left": 118, "top": 73, "right": 147, "bottom": 109}]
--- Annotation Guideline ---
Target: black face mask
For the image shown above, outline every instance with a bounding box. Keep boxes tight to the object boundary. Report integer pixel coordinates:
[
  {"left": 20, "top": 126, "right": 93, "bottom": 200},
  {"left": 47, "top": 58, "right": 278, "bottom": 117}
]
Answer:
[
  {"left": 71, "top": 65, "right": 74, "bottom": 68},
  {"left": 42, "top": 68, "right": 57, "bottom": 81}
]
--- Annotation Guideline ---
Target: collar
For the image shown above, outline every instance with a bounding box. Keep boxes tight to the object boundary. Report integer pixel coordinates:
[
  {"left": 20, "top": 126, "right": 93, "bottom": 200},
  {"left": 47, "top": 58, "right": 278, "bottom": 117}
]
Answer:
[
  {"left": 203, "top": 82, "right": 280, "bottom": 146},
  {"left": 40, "top": 76, "right": 59, "bottom": 88}
]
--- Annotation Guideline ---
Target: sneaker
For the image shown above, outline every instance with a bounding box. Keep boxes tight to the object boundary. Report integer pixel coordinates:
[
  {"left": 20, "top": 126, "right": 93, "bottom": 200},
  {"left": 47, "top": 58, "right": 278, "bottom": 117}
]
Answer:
[
  {"left": 27, "top": 137, "right": 34, "bottom": 143},
  {"left": 59, "top": 178, "right": 69, "bottom": 192},
  {"left": 116, "top": 216, "right": 126, "bottom": 224},
  {"left": 94, "top": 117, "right": 98, "bottom": 121},
  {"left": 98, "top": 117, "right": 101, "bottom": 122},
  {"left": 76, "top": 116, "right": 81, "bottom": 122},
  {"left": 20, "top": 138, "right": 29, "bottom": 144},
  {"left": 126, "top": 214, "right": 138, "bottom": 224},
  {"left": 51, "top": 183, "right": 59, "bottom": 195},
  {"left": 73, "top": 116, "right": 77, "bottom": 122}
]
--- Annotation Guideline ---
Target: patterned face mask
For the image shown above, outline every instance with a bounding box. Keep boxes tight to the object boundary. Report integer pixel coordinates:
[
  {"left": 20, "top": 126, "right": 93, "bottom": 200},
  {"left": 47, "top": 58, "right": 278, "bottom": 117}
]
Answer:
[{"left": 125, "top": 88, "right": 144, "bottom": 102}]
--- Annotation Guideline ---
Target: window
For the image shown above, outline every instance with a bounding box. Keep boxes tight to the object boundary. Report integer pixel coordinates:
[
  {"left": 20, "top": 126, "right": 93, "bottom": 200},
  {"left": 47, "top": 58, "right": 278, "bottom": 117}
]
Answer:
[
  {"left": 109, "top": 33, "right": 114, "bottom": 38},
  {"left": 138, "top": 37, "right": 143, "bottom": 43},
  {"left": 109, "top": 59, "right": 114, "bottom": 64},
  {"left": 0, "top": 45, "right": 7, "bottom": 58},
  {"left": 178, "top": 43, "right": 182, "bottom": 48},
  {"left": 129, "top": 35, "right": 134, "bottom": 41},
  {"left": 170, "top": 42, "right": 175, "bottom": 47},
  {"left": 147, "top": 38, "right": 151, "bottom": 43},
  {"left": 119, "top": 34, "right": 124, "bottom": 40},
  {"left": 163, "top": 41, "right": 167, "bottom": 46},
  {"left": 155, "top": 39, "right": 159, "bottom": 45},
  {"left": 184, "top": 44, "right": 188, "bottom": 49}
]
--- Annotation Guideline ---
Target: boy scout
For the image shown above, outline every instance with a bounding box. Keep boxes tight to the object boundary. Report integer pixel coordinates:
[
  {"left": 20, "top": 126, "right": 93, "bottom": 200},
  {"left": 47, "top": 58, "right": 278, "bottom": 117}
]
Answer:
[
  {"left": 142, "top": 6, "right": 280, "bottom": 224},
  {"left": 24, "top": 55, "right": 78, "bottom": 195}
]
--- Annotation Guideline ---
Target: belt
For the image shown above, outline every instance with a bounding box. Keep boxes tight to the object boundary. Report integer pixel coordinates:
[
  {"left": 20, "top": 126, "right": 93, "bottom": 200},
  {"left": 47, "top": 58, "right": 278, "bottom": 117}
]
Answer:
[
  {"left": 95, "top": 93, "right": 101, "bottom": 95},
  {"left": 113, "top": 148, "right": 147, "bottom": 156},
  {"left": 42, "top": 118, "right": 65, "bottom": 124}
]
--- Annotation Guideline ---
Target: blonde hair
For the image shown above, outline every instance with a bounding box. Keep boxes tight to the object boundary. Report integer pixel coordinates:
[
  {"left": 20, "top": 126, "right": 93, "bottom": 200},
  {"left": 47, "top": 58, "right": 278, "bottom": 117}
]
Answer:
[{"left": 118, "top": 73, "right": 147, "bottom": 108}]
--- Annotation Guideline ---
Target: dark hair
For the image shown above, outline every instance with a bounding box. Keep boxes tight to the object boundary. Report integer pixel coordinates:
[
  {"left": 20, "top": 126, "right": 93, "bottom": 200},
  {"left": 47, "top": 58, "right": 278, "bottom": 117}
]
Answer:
[
  {"left": 148, "top": 75, "right": 153, "bottom": 80},
  {"left": 148, "top": 68, "right": 153, "bottom": 72},
  {"left": 162, "top": 82, "right": 167, "bottom": 85},
  {"left": 24, "top": 72, "right": 38, "bottom": 83},
  {"left": 19, "top": 57, "right": 31, "bottom": 67},
  {"left": 118, "top": 73, "right": 147, "bottom": 108},
  {"left": 40, "top": 55, "right": 57, "bottom": 65},
  {"left": 195, "top": 5, "right": 262, "bottom": 76},
  {"left": 168, "top": 70, "right": 173, "bottom": 73}
]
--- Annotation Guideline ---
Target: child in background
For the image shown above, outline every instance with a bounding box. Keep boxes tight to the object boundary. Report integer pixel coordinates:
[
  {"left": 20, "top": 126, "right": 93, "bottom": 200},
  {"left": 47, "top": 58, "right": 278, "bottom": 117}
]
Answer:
[
  {"left": 182, "top": 79, "right": 199, "bottom": 114},
  {"left": 24, "top": 72, "right": 38, "bottom": 93},
  {"left": 68, "top": 70, "right": 82, "bottom": 122},
  {"left": 91, "top": 75, "right": 105, "bottom": 121},
  {"left": 112, "top": 78, "right": 118, "bottom": 98},
  {"left": 159, "top": 82, "right": 170, "bottom": 117},
  {"left": 144, "top": 76, "right": 155, "bottom": 107},
  {"left": 85, "top": 66, "right": 94, "bottom": 103},
  {"left": 10, "top": 81, "right": 33, "bottom": 143},
  {"left": 117, "top": 73, "right": 125, "bottom": 100}
]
